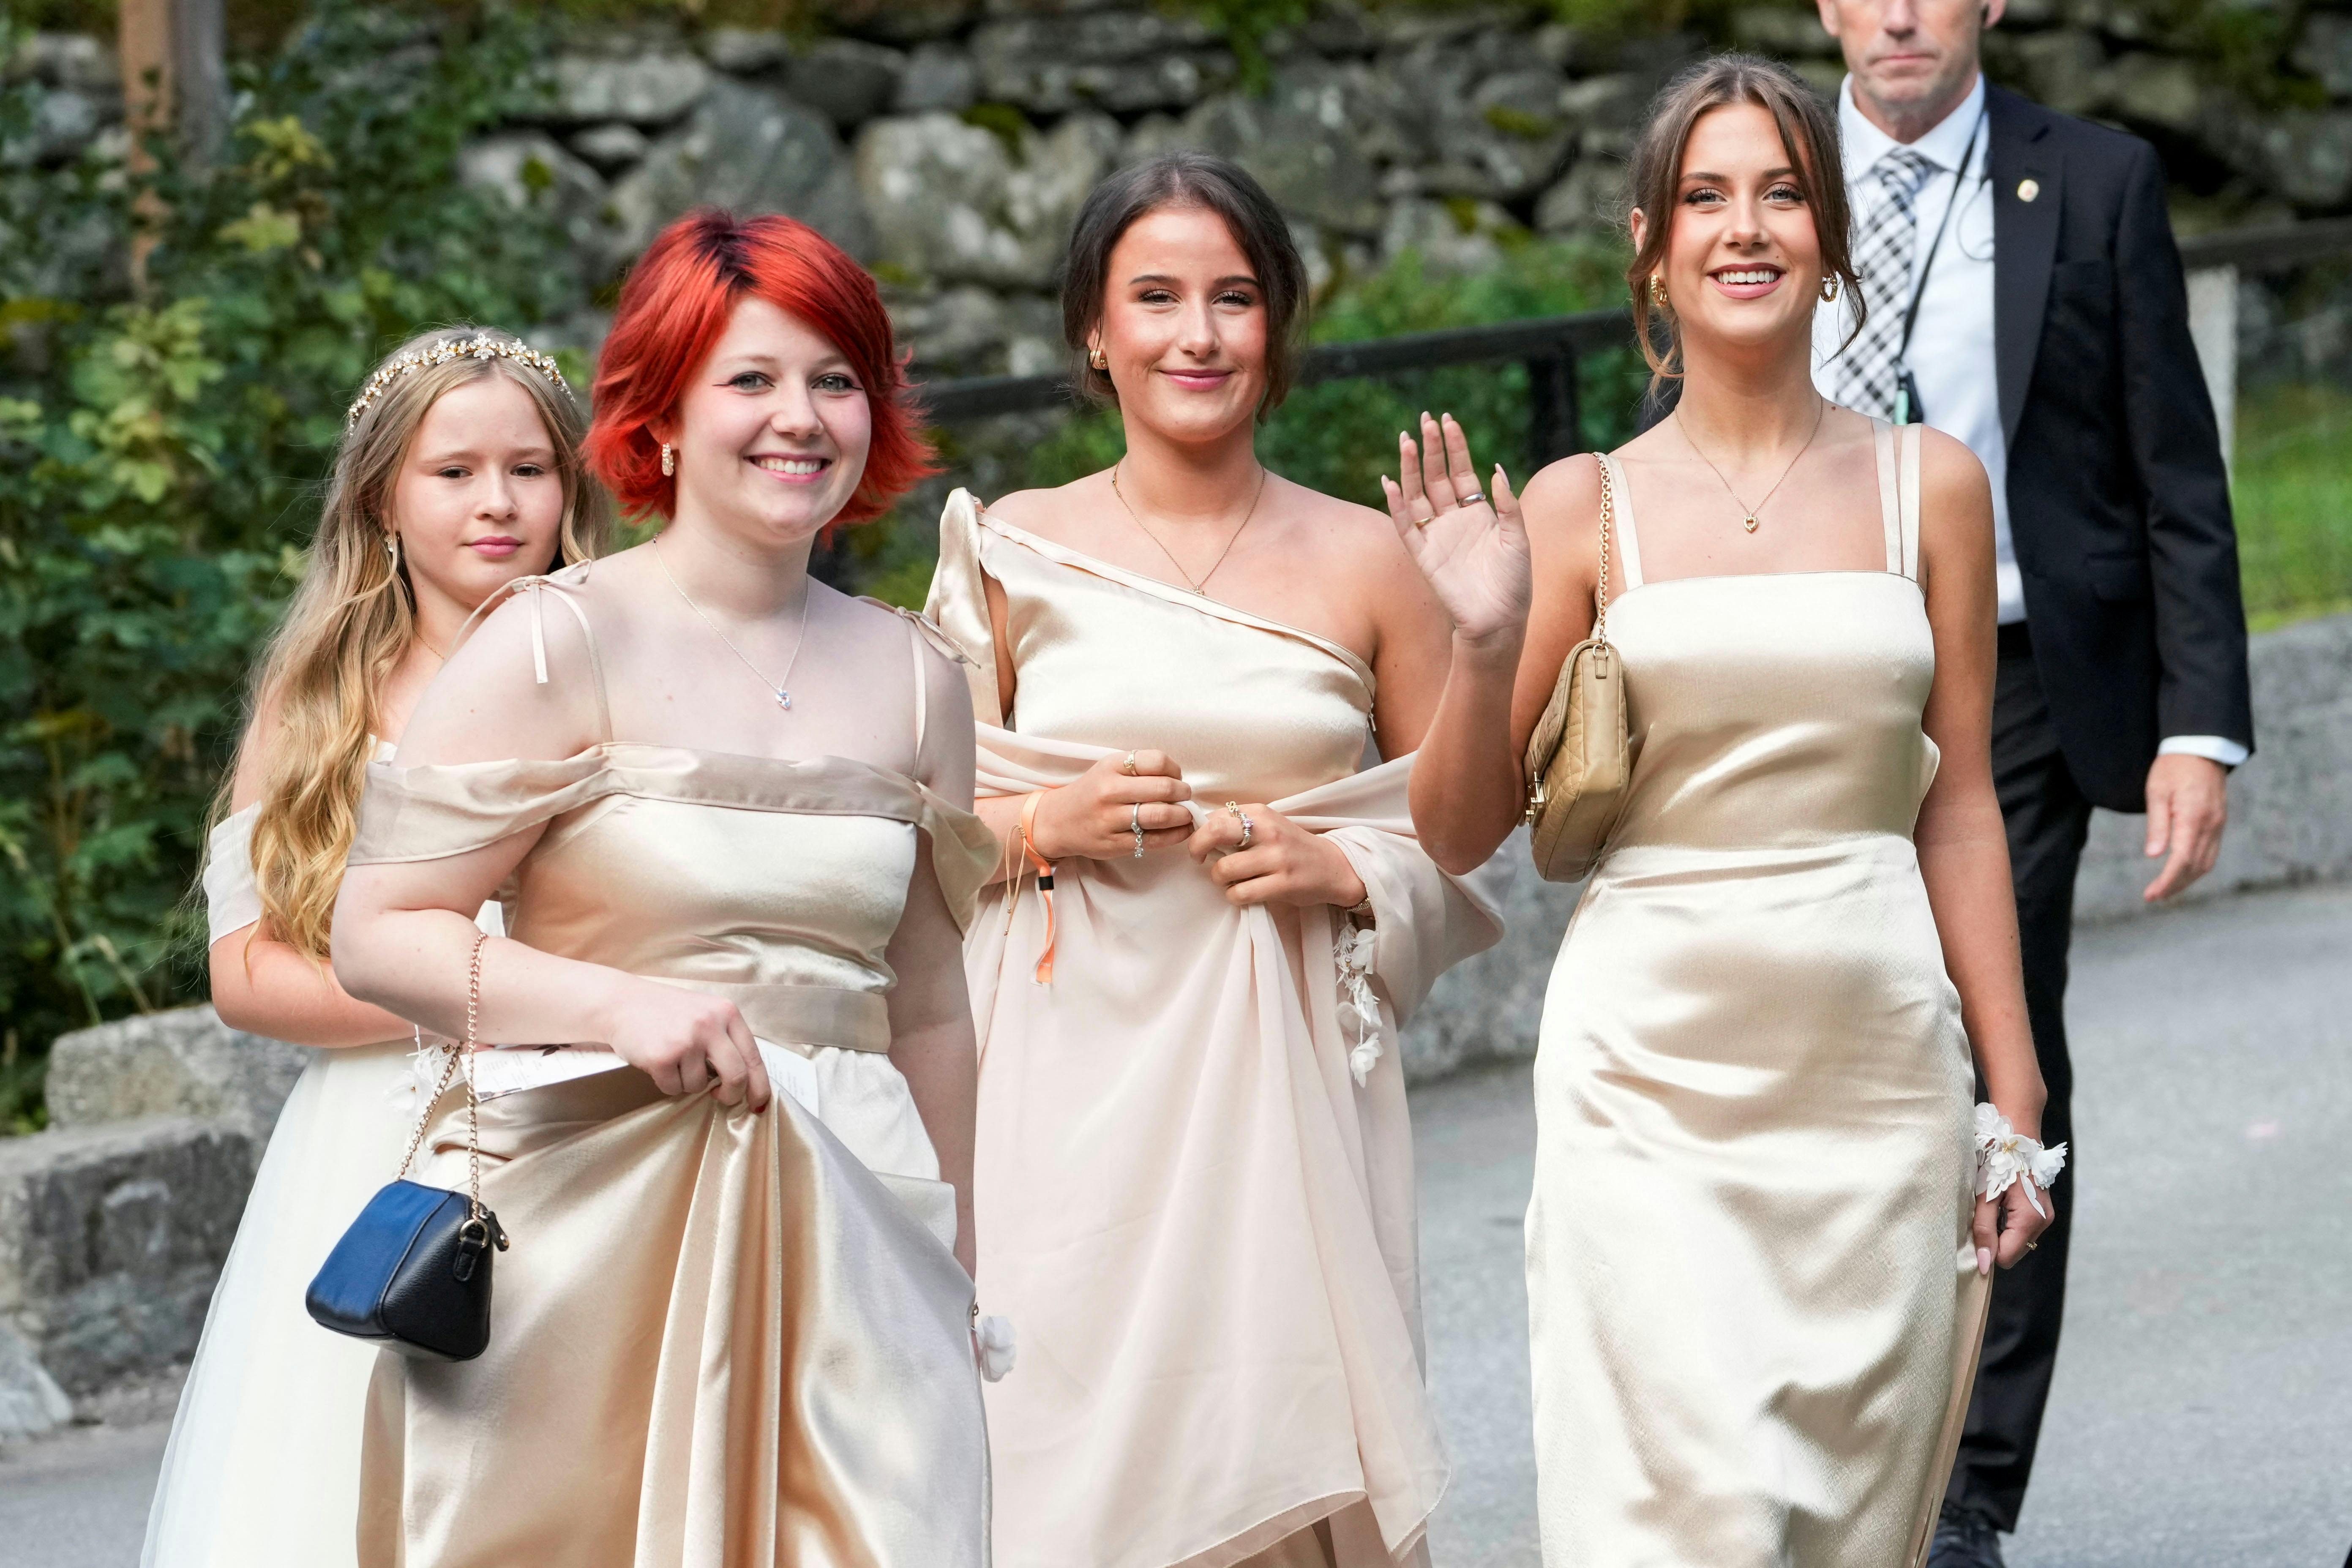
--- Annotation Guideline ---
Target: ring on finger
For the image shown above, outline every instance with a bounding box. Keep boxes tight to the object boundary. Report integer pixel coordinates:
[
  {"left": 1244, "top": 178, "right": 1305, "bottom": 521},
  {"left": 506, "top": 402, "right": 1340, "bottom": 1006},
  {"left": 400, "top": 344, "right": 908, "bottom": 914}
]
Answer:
[
  {"left": 1457, "top": 488, "right": 1485, "bottom": 507},
  {"left": 1225, "top": 801, "right": 1254, "bottom": 851},
  {"left": 1130, "top": 802, "right": 1145, "bottom": 859},
  {"left": 1121, "top": 750, "right": 1138, "bottom": 776}
]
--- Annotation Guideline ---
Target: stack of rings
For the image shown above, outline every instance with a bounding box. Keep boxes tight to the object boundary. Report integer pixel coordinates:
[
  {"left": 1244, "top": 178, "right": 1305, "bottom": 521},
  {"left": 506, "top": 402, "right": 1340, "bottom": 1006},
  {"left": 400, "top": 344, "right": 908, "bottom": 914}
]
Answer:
[{"left": 1122, "top": 752, "right": 1145, "bottom": 858}]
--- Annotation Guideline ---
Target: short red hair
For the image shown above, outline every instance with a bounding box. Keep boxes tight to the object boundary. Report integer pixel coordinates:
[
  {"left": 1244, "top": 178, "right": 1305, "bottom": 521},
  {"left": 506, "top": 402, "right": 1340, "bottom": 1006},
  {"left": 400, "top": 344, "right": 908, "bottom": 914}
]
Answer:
[{"left": 587, "top": 209, "right": 935, "bottom": 525}]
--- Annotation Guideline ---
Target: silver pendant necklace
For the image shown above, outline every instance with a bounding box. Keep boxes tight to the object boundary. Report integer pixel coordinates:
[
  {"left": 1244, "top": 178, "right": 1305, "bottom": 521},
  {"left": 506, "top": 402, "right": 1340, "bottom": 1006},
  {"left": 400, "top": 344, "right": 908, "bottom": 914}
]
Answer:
[{"left": 654, "top": 540, "right": 810, "bottom": 711}]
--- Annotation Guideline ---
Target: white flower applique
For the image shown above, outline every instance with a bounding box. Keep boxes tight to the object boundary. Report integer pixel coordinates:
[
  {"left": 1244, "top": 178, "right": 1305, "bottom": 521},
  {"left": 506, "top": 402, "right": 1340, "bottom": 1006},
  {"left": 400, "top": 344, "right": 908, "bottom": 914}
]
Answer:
[
  {"left": 1974, "top": 1103, "right": 2068, "bottom": 1217},
  {"left": 1334, "top": 924, "right": 1383, "bottom": 1087},
  {"left": 974, "top": 1313, "right": 1017, "bottom": 1383},
  {"left": 389, "top": 1031, "right": 446, "bottom": 1118}
]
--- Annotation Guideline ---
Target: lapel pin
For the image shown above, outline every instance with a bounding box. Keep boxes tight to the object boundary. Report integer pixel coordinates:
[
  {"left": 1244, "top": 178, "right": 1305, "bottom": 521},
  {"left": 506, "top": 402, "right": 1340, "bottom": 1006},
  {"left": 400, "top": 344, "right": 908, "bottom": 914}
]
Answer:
[{"left": 2017, "top": 178, "right": 2041, "bottom": 203}]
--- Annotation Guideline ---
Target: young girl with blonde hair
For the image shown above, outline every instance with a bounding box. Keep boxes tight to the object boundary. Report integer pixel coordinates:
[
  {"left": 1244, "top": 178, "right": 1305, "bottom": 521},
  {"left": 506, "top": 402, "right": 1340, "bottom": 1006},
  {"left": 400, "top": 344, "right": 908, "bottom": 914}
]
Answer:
[{"left": 143, "top": 325, "right": 606, "bottom": 1567}]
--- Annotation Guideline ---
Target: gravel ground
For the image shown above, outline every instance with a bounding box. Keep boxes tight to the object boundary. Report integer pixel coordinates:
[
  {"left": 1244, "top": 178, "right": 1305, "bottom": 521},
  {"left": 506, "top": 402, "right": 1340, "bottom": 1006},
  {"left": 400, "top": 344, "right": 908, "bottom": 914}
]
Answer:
[{"left": 6, "top": 880, "right": 2347, "bottom": 1568}]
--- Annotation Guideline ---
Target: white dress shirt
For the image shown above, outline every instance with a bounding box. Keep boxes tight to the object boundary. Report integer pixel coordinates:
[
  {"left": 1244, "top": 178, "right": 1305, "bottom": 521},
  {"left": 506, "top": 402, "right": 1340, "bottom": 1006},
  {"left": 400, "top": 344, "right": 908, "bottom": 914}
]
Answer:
[{"left": 1813, "top": 75, "right": 2246, "bottom": 769}]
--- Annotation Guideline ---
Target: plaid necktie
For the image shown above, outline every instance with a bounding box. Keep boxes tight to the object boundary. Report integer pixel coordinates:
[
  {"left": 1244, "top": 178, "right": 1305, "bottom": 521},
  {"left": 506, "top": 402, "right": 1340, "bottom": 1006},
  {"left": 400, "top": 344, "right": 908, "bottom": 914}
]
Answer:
[{"left": 1836, "top": 147, "right": 1941, "bottom": 420}]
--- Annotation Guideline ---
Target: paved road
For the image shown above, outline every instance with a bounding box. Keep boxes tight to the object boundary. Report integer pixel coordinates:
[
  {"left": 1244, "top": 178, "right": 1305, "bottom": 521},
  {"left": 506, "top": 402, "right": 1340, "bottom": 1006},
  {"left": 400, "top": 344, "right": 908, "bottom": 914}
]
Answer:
[{"left": 5, "top": 881, "right": 2347, "bottom": 1567}]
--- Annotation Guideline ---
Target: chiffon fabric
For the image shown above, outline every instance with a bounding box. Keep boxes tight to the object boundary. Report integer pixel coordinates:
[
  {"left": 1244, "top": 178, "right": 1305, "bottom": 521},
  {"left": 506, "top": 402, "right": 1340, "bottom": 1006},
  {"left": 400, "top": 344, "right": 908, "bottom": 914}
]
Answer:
[
  {"left": 927, "top": 492, "right": 1506, "bottom": 1568},
  {"left": 142, "top": 750, "right": 497, "bottom": 1568},
  {"left": 344, "top": 565, "right": 998, "bottom": 1567},
  {"left": 1528, "top": 423, "right": 1990, "bottom": 1568}
]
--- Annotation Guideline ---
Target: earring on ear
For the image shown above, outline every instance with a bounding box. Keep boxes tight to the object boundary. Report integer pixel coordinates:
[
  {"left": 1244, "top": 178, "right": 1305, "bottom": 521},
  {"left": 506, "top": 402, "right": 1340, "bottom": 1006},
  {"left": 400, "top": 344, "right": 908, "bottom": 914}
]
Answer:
[
  {"left": 1820, "top": 275, "right": 1842, "bottom": 303},
  {"left": 1648, "top": 275, "right": 1670, "bottom": 310},
  {"left": 1089, "top": 346, "right": 1108, "bottom": 371},
  {"left": 660, "top": 443, "right": 676, "bottom": 477},
  {"left": 383, "top": 532, "right": 400, "bottom": 569}
]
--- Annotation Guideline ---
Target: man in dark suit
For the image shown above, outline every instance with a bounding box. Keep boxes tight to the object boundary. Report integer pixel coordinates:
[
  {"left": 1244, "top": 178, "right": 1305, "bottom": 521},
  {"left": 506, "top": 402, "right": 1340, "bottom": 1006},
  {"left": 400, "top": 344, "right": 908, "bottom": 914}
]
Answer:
[{"left": 1810, "top": 3, "right": 2255, "bottom": 1563}]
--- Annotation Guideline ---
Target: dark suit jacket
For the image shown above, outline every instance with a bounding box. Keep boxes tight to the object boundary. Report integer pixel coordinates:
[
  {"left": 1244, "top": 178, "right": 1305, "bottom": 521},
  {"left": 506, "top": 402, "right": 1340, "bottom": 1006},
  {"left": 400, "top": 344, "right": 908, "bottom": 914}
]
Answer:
[{"left": 1985, "top": 85, "right": 2253, "bottom": 812}]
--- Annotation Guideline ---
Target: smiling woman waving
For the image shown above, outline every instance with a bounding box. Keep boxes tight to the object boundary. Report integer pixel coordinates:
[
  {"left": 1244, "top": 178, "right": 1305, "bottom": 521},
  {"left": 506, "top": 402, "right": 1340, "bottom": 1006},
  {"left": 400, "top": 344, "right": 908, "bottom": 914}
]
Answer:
[{"left": 1388, "top": 58, "right": 2056, "bottom": 1568}]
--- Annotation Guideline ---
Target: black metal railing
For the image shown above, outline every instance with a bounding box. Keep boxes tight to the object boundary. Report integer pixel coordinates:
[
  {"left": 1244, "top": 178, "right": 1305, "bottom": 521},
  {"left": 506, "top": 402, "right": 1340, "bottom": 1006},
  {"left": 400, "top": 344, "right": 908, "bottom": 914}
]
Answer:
[
  {"left": 907, "top": 215, "right": 2352, "bottom": 469},
  {"left": 911, "top": 306, "right": 1634, "bottom": 472}
]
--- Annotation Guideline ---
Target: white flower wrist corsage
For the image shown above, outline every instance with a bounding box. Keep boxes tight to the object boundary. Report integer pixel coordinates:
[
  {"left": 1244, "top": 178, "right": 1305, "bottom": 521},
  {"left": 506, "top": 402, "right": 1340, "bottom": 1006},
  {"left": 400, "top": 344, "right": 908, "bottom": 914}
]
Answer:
[
  {"left": 1974, "top": 1104, "right": 2067, "bottom": 1218},
  {"left": 1334, "top": 924, "right": 1383, "bottom": 1086}
]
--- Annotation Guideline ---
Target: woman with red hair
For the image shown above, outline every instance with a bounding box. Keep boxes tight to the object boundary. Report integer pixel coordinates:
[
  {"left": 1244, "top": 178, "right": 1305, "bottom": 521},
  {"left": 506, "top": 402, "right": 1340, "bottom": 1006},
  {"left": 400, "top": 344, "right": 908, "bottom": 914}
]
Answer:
[{"left": 332, "top": 209, "right": 998, "bottom": 1565}]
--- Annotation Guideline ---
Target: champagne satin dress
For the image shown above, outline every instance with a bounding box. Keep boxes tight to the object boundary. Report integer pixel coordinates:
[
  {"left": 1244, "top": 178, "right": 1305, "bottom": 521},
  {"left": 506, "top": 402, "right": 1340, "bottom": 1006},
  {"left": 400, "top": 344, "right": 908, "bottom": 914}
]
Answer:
[
  {"left": 344, "top": 567, "right": 999, "bottom": 1568},
  {"left": 1527, "top": 423, "right": 1990, "bottom": 1568},
  {"left": 927, "top": 494, "right": 1505, "bottom": 1568}
]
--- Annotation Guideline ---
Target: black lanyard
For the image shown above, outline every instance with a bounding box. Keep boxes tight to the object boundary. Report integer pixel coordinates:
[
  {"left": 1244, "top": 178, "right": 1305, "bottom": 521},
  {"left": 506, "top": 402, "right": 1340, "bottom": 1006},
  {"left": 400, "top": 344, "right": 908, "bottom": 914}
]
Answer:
[{"left": 1891, "top": 111, "right": 1986, "bottom": 425}]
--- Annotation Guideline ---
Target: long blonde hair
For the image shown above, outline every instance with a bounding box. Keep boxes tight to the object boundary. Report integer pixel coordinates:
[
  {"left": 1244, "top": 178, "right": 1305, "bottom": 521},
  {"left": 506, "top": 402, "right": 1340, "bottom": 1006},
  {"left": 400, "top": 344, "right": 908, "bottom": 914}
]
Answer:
[{"left": 226, "top": 326, "right": 611, "bottom": 961}]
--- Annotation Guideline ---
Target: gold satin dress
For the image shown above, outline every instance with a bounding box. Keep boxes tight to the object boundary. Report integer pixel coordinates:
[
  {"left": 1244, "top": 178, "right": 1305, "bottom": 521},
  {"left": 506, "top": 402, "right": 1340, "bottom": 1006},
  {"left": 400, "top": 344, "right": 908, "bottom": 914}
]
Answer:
[
  {"left": 1527, "top": 424, "right": 1989, "bottom": 1568},
  {"left": 345, "top": 569, "right": 999, "bottom": 1568}
]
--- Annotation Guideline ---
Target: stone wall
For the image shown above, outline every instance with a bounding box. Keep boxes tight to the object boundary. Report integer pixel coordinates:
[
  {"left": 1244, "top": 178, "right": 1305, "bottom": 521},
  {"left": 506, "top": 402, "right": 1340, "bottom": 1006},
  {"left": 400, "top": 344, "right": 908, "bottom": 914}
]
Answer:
[
  {"left": 1398, "top": 607, "right": 2352, "bottom": 1080},
  {"left": 11, "top": 3, "right": 2352, "bottom": 382}
]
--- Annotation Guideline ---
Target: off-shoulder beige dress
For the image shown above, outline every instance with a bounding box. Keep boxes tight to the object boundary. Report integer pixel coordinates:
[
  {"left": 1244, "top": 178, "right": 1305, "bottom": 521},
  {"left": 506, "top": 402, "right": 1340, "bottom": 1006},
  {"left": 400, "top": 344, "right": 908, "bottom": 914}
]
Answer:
[
  {"left": 926, "top": 494, "right": 1506, "bottom": 1568},
  {"left": 1527, "top": 424, "right": 1990, "bottom": 1568},
  {"left": 345, "top": 566, "right": 999, "bottom": 1568}
]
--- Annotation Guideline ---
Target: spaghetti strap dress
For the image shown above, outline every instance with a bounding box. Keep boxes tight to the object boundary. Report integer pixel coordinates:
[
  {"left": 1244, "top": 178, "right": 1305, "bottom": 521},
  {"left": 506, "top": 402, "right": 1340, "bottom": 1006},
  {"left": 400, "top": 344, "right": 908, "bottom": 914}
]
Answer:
[
  {"left": 926, "top": 494, "right": 1506, "bottom": 1568},
  {"left": 1526, "top": 423, "right": 1991, "bottom": 1568},
  {"left": 345, "top": 563, "right": 999, "bottom": 1568}
]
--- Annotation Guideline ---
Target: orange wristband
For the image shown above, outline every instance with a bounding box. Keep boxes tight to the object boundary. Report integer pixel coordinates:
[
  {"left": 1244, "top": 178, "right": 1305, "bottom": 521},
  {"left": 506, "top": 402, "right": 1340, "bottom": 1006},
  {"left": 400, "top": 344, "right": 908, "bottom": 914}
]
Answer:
[{"left": 1018, "top": 789, "right": 1056, "bottom": 984}]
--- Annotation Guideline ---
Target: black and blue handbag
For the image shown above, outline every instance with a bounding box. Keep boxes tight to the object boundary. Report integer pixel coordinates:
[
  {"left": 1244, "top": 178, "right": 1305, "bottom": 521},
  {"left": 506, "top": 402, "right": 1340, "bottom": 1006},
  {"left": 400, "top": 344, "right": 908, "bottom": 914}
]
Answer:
[{"left": 307, "top": 933, "right": 509, "bottom": 1361}]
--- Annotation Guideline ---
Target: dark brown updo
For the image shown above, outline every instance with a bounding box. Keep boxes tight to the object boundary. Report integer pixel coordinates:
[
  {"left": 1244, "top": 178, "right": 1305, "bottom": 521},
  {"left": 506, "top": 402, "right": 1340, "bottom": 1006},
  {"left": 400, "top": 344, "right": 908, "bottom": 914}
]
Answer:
[{"left": 1059, "top": 151, "right": 1310, "bottom": 419}]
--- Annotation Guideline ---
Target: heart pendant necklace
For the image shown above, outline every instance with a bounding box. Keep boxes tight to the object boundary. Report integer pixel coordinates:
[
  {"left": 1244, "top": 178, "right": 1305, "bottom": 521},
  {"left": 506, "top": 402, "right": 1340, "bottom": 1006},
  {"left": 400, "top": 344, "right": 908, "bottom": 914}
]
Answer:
[{"left": 1676, "top": 395, "right": 1828, "bottom": 534}]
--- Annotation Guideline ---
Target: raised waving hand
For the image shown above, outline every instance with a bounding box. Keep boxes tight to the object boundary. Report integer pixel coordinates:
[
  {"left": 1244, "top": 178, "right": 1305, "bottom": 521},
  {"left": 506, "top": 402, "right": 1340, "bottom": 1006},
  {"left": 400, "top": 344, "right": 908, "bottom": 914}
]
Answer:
[{"left": 1380, "top": 412, "right": 1533, "bottom": 649}]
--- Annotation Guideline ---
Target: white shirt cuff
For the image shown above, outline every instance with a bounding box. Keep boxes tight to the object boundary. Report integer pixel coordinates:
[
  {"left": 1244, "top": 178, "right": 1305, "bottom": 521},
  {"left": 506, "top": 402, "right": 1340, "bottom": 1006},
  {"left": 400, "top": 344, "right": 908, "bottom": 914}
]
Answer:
[{"left": 2158, "top": 735, "right": 2250, "bottom": 768}]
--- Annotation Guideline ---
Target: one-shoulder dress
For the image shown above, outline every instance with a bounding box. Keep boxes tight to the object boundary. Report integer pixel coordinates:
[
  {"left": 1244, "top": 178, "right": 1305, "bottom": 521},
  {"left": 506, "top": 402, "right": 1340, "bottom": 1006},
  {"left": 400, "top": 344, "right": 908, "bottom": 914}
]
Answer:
[
  {"left": 1527, "top": 423, "right": 1989, "bottom": 1568},
  {"left": 345, "top": 565, "right": 1000, "bottom": 1567},
  {"left": 927, "top": 494, "right": 1505, "bottom": 1568}
]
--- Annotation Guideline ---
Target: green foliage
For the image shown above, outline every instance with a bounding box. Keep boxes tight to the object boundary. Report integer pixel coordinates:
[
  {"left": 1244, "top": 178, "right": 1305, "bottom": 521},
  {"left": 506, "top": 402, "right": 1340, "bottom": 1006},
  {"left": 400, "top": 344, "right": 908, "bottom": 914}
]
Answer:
[
  {"left": 1021, "top": 238, "right": 1643, "bottom": 510},
  {"left": 2232, "top": 380, "right": 2352, "bottom": 631},
  {"left": 0, "top": 1, "right": 585, "bottom": 1119}
]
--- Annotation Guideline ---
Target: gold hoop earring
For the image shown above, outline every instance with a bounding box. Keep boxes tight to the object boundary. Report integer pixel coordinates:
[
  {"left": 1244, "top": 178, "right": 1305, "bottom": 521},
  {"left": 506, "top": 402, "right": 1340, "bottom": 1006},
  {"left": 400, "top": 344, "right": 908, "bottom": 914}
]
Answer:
[
  {"left": 1649, "top": 275, "right": 1669, "bottom": 310},
  {"left": 1820, "top": 275, "right": 1842, "bottom": 303},
  {"left": 660, "top": 443, "right": 676, "bottom": 477}
]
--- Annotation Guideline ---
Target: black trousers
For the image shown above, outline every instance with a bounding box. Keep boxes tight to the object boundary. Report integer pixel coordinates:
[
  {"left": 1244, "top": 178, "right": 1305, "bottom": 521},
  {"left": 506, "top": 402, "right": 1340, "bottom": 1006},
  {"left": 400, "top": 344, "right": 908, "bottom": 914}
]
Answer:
[{"left": 1945, "top": 629, "right": 2093, "bottom": 1531}]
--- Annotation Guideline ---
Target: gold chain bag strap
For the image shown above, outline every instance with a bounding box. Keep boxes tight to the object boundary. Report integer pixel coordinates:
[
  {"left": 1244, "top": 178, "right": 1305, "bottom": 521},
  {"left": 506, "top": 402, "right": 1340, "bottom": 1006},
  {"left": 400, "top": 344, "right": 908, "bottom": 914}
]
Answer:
[
  {"left": 1520, "top": 453, "right": 1633, "bottom": 883},
  {"left": 305, "top": 929, "right": 510, "bottom": 1361}
]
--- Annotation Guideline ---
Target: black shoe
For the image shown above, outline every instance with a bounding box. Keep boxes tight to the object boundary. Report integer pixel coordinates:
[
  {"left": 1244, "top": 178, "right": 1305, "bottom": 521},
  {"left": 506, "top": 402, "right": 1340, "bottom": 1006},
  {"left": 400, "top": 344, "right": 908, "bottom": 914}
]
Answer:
[{"left": 1927, "top": 1503, "right": 2006, "bottom": 1568}]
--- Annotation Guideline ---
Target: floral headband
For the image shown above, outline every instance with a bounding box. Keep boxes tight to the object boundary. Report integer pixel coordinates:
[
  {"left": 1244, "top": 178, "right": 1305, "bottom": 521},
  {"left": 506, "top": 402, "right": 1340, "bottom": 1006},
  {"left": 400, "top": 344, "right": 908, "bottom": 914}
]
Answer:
[{"left": 345, "top": 334, "right": 573, "bottom": 430}]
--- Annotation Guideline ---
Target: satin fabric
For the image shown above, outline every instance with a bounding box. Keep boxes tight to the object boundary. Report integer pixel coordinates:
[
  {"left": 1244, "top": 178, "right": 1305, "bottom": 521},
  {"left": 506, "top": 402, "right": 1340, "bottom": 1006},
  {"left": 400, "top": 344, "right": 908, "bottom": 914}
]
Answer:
[
  {"left": 145, "top": 752, "right": 499, "bottom": 1568},
  {"left": 344, "top": 572, "right": 998, "bottom": 1566},
  {"left": 927, "top": 493, "right": 1505, "bottom": 1568},
  {"left": 1527, "top": 425, "right": 1989, "bottom": 1568}
]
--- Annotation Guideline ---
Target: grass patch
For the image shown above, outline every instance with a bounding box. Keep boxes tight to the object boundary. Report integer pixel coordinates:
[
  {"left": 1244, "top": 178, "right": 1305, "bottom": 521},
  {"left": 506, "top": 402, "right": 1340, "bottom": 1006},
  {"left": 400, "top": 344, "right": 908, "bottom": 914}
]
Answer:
[{"left": 2232, "top": 382, "right": 2352, "bottom": 630}]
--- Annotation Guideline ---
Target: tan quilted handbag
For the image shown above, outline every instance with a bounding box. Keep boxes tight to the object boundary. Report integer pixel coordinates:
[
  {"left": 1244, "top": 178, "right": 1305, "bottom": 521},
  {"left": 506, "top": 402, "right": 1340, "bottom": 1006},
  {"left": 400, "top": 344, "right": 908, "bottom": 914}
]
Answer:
[{"left": 1522, "top": 452, "right": 1631, "bottom": 882}]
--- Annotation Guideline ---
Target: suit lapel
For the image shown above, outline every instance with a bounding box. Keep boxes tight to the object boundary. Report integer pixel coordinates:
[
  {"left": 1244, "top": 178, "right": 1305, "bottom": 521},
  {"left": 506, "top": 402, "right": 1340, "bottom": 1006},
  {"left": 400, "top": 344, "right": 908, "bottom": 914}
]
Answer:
[{"left": 1990, "top": 87, "right": 2061, "bottom": 447}]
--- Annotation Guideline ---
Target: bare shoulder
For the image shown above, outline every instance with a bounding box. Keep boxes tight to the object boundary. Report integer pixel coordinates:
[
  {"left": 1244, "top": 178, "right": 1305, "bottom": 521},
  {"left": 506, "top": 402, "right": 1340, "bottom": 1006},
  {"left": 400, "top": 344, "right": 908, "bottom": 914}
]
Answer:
[
  {"left": 398, "top": 571, "right": 602, "bottom": 764},
  {"left": 1918, "top": 424, "right": 1991, "bottom": 504},
  {"left": 979, "top": 472, "right": 1107, "bottom": 541},
  {"left": 227, "top": 693, "right": 284, "bottom": 809},
  {"left": 1517, "top": 450, "right": 1604, "bottom": 552}
]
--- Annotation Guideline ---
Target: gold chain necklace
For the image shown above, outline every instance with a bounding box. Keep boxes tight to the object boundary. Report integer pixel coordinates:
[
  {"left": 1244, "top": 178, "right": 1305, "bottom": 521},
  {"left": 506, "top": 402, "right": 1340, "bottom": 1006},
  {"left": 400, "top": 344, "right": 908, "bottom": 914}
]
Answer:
[
  {"left": 653, "top": 540, "right": 810, "bottom": 711},
  {"left": 1674, "top": 396, "right": 1828, "bottom": 534},
  {"left": 1108, "top": 460, "right": 1269, "bottom": 595}
]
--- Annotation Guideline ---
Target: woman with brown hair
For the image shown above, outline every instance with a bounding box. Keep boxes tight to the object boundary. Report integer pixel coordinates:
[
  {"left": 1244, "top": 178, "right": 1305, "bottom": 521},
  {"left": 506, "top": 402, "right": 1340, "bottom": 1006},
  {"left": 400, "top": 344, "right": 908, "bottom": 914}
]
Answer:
[
  {"left": 145, "top": 326, "right": 606, "bottom": 1567},
  {"left": 925, "top": 152, "right": 1503, "bottom": 1568},
  {"left": 1386, "top": 57, "right": 2057, "bottom": 1568}
]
